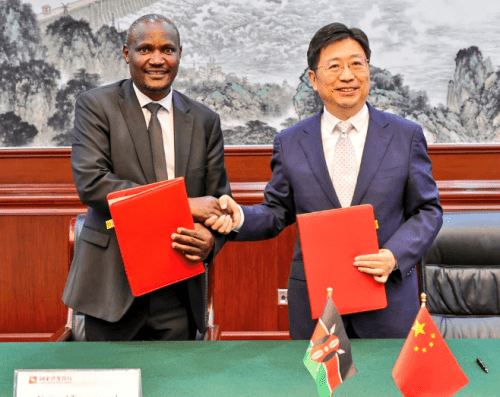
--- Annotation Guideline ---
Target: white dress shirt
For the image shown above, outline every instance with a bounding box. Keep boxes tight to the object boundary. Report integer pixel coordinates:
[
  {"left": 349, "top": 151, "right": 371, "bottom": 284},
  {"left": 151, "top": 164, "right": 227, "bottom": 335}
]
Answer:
[
  {"left": 234, "top": 105, "right": 370, "bottom": 231},
  {"left": 321, "top": 104, "right": 369, "bottom": 184},
  {"left": 133, "top": 84, "right": 176, "bottom": 180}
]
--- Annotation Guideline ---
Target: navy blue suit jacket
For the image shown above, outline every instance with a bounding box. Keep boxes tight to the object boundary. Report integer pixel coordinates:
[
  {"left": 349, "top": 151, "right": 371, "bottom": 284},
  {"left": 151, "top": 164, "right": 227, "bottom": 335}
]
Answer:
[{"left": 236, "top": 104, "right": 442, "bottom": 338}]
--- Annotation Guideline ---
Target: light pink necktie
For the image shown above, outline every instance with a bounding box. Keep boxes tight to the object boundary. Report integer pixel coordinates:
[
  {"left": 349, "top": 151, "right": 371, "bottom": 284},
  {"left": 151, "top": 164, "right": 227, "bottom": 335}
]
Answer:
[{"left": 333, "top": 121, "right": 357, "bottom": 207}]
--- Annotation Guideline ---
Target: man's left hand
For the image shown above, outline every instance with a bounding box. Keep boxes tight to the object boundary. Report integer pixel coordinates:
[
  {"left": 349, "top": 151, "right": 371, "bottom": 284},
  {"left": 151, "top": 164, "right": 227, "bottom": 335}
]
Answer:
[
  {"left": 171, "top": 223, "right": 215, "bottom": 263},
  {"left": 354, "top": 248, "right": 396, "bottom": 284}
]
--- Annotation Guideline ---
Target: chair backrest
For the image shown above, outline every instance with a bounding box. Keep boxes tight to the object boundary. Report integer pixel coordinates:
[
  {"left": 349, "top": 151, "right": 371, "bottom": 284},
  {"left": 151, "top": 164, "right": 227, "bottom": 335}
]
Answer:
[
  {"left": 421, "top": 212, "right": 500, "bottom": 338},
  {"left": 69, "top": 214, "right": 87, "bottom": 341}
]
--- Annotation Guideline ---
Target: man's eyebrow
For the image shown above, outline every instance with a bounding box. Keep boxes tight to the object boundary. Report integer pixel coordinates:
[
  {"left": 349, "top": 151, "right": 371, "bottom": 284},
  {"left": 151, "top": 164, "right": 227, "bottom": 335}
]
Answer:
[{"left": 324, "top": 53, "right": 366, "bottom": 61}]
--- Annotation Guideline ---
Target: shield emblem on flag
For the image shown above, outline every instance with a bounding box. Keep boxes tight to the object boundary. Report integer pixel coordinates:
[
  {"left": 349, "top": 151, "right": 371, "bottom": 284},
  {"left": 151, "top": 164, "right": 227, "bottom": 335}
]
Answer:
[{"left": 304, "top": 293, "right": 357, "bottom": 396}]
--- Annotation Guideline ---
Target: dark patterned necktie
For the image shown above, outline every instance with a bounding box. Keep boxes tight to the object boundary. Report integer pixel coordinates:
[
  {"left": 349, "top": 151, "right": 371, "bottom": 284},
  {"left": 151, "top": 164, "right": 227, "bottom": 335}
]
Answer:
[
  {"left": 145, "top": 103, "right": 168, "bottom": 181},
  {"left": 333, "top": 121, "right": 357, "bottom": 207}
]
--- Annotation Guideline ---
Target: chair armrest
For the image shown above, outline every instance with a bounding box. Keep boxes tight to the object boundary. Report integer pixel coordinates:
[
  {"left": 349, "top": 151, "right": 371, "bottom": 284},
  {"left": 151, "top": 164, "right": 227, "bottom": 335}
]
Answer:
[
  {"left": 204, "top": 324, "right": 220, "bottom": 341},
  {"left": 50, "top": 307, "right": 74, "bottom": 342},
  {"left": 49, "top": 326, "right": 72, "bottom": 342}
]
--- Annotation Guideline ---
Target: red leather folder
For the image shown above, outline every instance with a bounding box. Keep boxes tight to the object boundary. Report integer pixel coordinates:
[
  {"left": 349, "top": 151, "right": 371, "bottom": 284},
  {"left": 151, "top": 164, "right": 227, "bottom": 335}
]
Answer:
[
  {"left": 297, "top": 204, "right": 387, "bottom": 318},
  {"left": 107, "top": 177, "right": 204, "bottom": 297}
]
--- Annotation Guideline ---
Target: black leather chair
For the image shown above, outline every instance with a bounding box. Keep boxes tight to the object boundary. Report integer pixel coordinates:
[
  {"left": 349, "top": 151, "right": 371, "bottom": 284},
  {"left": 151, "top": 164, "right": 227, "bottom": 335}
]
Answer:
[
  {"left": 52, "top": 214, "right": 87, "bottom": 342},
  {"left": 54, "top": 214, "right": 219, "bottom": 341},
  {"left": 421, "top": 212, "right": 500, "bottom": 338}
]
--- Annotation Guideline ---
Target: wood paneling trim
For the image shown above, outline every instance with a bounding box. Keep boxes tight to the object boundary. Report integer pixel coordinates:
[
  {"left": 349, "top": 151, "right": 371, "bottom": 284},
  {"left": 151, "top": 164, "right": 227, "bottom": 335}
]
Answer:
[
  {"left": 0, "top": 184, "right": 82, "bottom": 210},
  {"left": 428, "top": 144, "right": 500, "bottom": 154},
  {"left": 0, "top": 209, "right": 86, "bottom": 215},
  {"left": 224, "top": 144, "right": 500, "bottom": 182},
  {"left": 0, "top": 148, "right": 72, "bottom": 158},
  {"left": 224, "top": 146, "right": 273, "bottom": 154},
  {"left": 437, "top": 180, "right": 500, "bottom": 189},
  {"left": 3, "top": 144, "right": 500, "bottom": 156},
  {"left": 224, "top": 146, "right": 273, "bottom": 182},
  {"left": 0, "top": 181, "right": 84, "bottom": 214},
  {"left": 0, "top": 333, "right": 52, "bottom": 342},
  {"left": 2, "top": 144, "right": 500, "bottom": 185},
  {"left": 230, "top": 180, "right": 500, "bottom": 209},
  {"left": 0, "top": 148, "right": 73, "bottom": 184},
  {"left": 437, "top": 180, "right": 500, "bottom": 211},
  {"left": 428, "top": 145, "right": 500, "bottom": 181},
  {"left": 1, "top": 180, "right": 499, "bottom": 211},
  {"left": 0, "top": 183, "right": 76, "bottom": 193},
  {"left": 230, "top": 182, "right": 265, "bottom": 204}
]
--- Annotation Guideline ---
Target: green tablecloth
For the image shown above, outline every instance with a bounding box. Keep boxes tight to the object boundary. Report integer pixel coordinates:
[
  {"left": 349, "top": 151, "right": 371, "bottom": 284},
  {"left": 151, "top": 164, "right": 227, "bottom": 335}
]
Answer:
[{"left": 1, "top": 339, "right": 496, "bottom": 396}]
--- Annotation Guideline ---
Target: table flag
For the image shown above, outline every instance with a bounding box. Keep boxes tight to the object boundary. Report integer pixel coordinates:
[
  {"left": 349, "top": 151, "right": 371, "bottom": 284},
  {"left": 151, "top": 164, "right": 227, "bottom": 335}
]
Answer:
[
  {"left": 304, "top": 288, "right": 357, "bottom": 396},
  {"left": 392, "top": 294, "right": 469, "bottom": 397}
]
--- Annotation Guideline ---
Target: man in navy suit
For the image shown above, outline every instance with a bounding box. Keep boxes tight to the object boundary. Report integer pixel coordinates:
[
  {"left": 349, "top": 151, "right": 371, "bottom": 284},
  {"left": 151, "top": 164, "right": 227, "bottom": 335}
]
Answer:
[{"left": 210, "top": 23, "right": 442, "bottom": 339}]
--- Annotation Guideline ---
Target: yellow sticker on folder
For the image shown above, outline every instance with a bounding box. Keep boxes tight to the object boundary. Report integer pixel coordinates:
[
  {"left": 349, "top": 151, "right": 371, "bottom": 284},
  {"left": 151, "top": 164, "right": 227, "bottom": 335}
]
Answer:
[
  {"left": 375, "top": 220, "right": 379, "bottom": 229},
  {"left": 106, "top": 219, "right": 114, "bottom": 229}
]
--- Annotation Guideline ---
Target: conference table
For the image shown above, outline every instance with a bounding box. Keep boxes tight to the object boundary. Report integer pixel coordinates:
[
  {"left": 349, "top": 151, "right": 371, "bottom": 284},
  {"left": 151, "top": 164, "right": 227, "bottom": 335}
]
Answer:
[{"left": 1, "top": 339, "right": 497, "bottom": 396}]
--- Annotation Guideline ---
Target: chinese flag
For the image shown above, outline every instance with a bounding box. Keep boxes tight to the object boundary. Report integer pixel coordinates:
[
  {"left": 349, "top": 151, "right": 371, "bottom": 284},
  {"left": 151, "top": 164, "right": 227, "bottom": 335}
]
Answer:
[{"left": 392, "top": 305, "right": 469, "bottom": 397}]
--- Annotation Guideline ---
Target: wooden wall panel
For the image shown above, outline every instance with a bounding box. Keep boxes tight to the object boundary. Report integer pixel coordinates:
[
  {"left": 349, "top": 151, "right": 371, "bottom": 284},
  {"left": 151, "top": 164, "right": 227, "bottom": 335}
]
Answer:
[
  {"left": 0, "top": 149, "right": 73, "bottom": 184},
  {"left": 213, "top": 225, "right": 296, "bottom": 334},
  {"left": 0, "top": 215, "right": 73, "bottom": 333},
  {"left": 214, "top": 239, "right": 279, "bottom": 332},
  {"left": 429, "top": 145, "right": 500, "bottom": 181},
  {"left": 223, "top": 144, "right": 500, "bottom": 182},
  {"left": 1, "top": 145, "right": 500, "bottom": 341}
]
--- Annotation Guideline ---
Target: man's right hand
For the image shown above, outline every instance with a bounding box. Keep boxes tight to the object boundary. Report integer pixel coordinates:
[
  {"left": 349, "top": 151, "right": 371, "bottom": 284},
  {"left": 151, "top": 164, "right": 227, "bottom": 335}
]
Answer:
[
  {"left": 188, "top": 196, "right": 223, "bottom": 222},
  {"left": 204, "top": 194, "right": 242, "bottom": 234}
]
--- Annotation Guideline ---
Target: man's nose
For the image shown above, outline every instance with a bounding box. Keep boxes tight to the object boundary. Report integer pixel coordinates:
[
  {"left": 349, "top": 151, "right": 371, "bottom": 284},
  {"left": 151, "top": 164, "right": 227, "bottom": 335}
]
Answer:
[
  {"left": 149, "top": 51, "right": 166, "bottom": 65},
  {"left": 338, "top": 63, "right": 354, "bottom": 80}
]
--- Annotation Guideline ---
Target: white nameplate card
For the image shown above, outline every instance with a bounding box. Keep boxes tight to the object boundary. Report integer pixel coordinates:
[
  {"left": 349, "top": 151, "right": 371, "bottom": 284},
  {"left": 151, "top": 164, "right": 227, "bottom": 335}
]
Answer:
[{"left": 14, "top": 369, "right": 142, "bottom": 397}]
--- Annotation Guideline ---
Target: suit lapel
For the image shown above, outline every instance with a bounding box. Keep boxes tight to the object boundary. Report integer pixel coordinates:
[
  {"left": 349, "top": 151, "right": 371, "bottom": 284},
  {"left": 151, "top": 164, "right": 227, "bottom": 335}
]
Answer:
[
  {"left": 351, "top": 104, "right": 394, "bottom": 205},
  {"left": 298, "top": 112, "right": 341, "bottom": 208},
  {"left": 118, "top": 79, "right": 156, "bottom": 183},
  {"left": 173, "top": 91, "right": 194, "bottom": 178}
]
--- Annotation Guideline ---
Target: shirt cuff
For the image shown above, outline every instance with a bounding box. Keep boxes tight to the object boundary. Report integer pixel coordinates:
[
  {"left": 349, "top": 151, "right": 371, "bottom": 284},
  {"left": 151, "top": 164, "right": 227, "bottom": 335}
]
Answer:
[{"left": 232, "top": 204, "right": 245, "bottom": 232}]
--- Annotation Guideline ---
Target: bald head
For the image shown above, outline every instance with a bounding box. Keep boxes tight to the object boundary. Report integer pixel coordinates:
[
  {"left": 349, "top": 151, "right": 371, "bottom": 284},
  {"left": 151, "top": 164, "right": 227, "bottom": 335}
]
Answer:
[{"left": 125, "top": 14, "right": 180, "bottom": 48}]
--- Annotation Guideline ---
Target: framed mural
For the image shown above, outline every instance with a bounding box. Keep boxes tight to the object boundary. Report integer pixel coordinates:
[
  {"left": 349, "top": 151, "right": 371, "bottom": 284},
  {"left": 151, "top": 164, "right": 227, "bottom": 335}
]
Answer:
[{"left": 1, "top": 0, "right": 499, "bottom": 147}]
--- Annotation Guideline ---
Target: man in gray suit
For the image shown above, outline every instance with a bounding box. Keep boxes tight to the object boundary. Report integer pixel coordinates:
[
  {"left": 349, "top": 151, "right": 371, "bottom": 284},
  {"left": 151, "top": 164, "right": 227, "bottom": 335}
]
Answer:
[{"left": 63, "top": 14, "right": 232, "bottom": 341}]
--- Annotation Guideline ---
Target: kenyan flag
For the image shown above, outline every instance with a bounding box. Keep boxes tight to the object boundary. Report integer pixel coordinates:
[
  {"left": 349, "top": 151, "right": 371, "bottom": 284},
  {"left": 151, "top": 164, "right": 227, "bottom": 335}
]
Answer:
[{"left": 304, "top": 292, "right": 357, "bottom": 396}]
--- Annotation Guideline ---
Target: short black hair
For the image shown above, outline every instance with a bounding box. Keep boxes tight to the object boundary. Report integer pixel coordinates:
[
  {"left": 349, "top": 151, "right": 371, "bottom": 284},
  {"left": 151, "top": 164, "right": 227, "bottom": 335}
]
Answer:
[
  {"left": 125, "top": 14, "right": 180, "bottom": 47},
  {"left": 307, "top": 23, "right": 370, "bottom": 71}
]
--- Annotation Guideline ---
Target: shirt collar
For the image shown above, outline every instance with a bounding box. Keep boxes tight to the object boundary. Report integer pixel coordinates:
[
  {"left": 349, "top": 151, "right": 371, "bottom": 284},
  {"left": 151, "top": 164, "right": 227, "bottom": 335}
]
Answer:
[
  {"left": 323, "top": 104, "right": 369, "bottom": 133},
  {"left": 132, "top": 83, "right": 173, "bottom": 112}
]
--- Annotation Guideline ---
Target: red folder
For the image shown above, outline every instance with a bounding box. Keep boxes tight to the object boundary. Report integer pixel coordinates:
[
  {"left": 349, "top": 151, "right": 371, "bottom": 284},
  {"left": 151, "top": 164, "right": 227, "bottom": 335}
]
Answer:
[
  {"left": 297, "top": 204, "right": 387, "bottom": 318},
  {"left": 107, "top": 177, "right": 204, "bottom": 297}
]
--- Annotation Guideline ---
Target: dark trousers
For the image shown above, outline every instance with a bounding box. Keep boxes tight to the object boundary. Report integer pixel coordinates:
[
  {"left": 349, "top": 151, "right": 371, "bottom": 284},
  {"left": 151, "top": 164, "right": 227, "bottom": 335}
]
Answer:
[{"left": 85, "top": 281, "right": 196, "bottom": 341}]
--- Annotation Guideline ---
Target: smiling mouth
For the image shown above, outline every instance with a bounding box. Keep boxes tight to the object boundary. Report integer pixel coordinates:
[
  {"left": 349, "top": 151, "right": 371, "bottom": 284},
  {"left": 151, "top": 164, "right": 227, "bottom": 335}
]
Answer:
[
  {"left": 337, "top": 88, "right": 357, "bottom": 92},
  {"left": 145, "top": 70, "right": 168, "bottom": 77}
]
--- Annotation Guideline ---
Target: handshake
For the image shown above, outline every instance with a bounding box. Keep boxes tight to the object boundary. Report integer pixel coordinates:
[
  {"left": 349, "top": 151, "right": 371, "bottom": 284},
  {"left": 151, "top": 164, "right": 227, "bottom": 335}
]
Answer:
[
  {"left": 172, "top": 194, "right": 240, "bottom": 262},
  {"left": 188, "top": 194, "right": 241, "bottom": 234}
]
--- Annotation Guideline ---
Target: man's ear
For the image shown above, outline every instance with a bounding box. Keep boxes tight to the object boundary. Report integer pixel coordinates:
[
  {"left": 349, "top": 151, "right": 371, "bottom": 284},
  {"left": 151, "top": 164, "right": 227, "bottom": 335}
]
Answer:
[
  {"left": 123, "top": 45, "right": 129, "bottom": 64},
  {"left": 308, "top": 69, "right": 318, "bottom": 92}
]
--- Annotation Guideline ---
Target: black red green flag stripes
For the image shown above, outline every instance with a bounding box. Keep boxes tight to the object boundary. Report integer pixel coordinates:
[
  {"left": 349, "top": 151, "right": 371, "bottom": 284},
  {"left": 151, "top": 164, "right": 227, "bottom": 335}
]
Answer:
[{"left": 304, "top": 291, "right": 357, "bottom": 396}]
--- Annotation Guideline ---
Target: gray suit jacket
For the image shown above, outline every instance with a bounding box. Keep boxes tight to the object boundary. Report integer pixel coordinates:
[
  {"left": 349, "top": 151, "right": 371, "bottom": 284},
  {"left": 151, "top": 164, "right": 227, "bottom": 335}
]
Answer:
[{"left": 63, "top": 79, "right": 231, "bottom": 332}]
